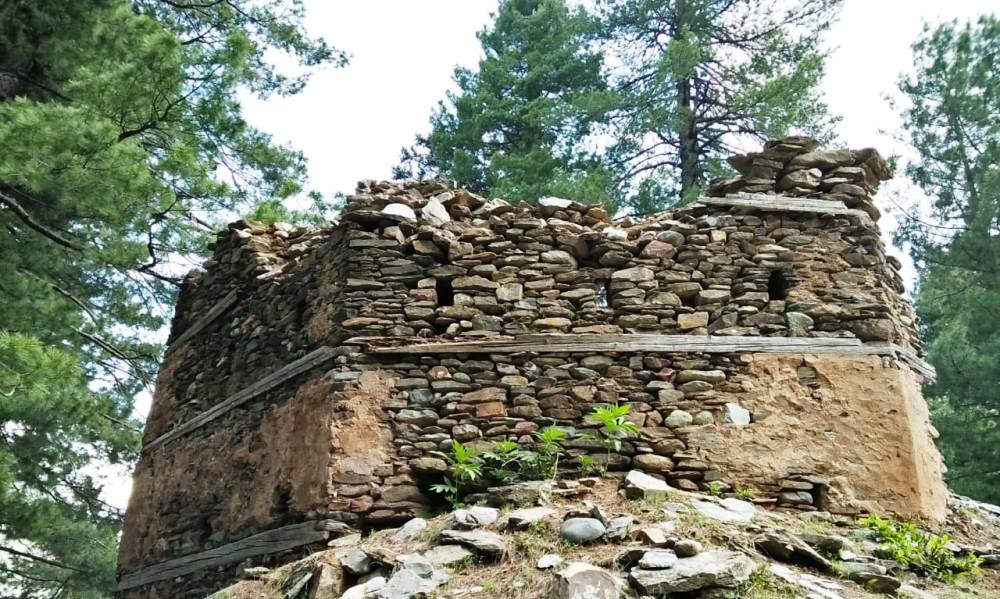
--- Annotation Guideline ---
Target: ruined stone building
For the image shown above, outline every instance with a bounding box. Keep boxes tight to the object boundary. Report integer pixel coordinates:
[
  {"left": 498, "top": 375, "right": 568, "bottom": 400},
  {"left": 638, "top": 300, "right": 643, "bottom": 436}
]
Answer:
[{"left": 116, "top": 138, "right": 947, "bottom": 597}]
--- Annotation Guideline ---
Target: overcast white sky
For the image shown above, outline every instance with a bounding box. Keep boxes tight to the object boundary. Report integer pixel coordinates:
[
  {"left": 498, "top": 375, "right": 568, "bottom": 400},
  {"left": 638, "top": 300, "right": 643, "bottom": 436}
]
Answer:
[
  {"left": 241, "top": 0, "right": 994, "bottom": 198},
  {"left": 102, "top": 0, "right": 997, "bottom": 509}
]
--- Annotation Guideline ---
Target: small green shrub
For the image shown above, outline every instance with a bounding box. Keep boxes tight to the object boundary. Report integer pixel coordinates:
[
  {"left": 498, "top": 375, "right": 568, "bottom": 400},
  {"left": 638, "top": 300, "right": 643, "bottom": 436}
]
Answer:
[
  {"left": 584, "top": 402, "right": 641, "bottom": 450},
  {"left": 736, "top": 486, "right": 754, "bottom": 501},
  {"left": 483, "top": 439, "right": 528, "bottom": 483},
  {"left": 859, "top": 515, "right": 982, "bottom": 582},
  {"left": 479, "top": 428, "right": 568, "bottom": 483},
  {"left": 725, "top": 567, "right": 799, "bottom": 599},
  {"left": 431, "top": 439, "right": 484, "bottom": 507},
  {"left": 520, "top": 426, "right": 567, "bottom": 479},
  {"left": 706, "top": 482, "right": 724, "bottom": 497}
]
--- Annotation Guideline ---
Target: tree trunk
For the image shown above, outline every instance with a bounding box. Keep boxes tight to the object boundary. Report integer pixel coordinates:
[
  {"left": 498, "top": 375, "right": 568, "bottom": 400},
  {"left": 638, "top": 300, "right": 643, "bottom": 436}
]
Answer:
[{"left": 676, "top": 77, "right": 699, "bottom": 197}]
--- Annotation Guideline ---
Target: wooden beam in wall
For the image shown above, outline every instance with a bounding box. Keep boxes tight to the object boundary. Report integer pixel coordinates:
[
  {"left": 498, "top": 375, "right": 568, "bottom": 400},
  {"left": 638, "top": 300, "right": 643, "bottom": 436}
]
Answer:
[
  {"left": 348, "top": 333, "right": 866, "bottom": 355},
  {"left": 114, "top": 519, "right": 339, "bottom": 591},
  {"left": 165, "top": 289, "right": 239, "bottom": 354},
  {"left": 347, "top": 334, "right": 934, "bottom": 381},
  {"left": 142, "top": 346, "right": 338, "bottom": 453}
]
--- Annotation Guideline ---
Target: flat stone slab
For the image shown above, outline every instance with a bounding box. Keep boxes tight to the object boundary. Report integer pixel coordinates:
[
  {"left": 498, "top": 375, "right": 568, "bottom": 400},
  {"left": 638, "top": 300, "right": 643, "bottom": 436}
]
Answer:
[
  {"left": 438, "top": 529, "right": 507, "bottom": 556},
  {"left": 630, "top": 550, "right": 755, "bottom": 594},
  {"left": 423, "top": 544, "right": 473, "bottom": 568},
  {"left": 692, "top": 498, "right": 756, "bottom": 523},
  {"left": 505, "top": 507, "right": 556, "bottom": 530},
  {"left": 623, "top": 470, "right": 671, "bottom": 500},
  {"left": 446, "top": 506, "right": 499, "bottom": 529},
  {"left": 638, "top": 549, "right": 679, "bottom": 569}
]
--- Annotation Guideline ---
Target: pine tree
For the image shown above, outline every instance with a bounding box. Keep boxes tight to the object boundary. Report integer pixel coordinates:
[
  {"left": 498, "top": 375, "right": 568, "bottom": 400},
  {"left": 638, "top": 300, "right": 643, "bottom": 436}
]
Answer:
[
  {"left": 599, "top": 0, "right": 841, "bottom": 212},
  {"left": 895, "top": 15, "right": 1000, "bottom": 503},
  {"left": 395, "top": 0, "right": 617, "bottom": 205},
  {"left": 0, "top": 1, "right": 342, "bottom": 594}
]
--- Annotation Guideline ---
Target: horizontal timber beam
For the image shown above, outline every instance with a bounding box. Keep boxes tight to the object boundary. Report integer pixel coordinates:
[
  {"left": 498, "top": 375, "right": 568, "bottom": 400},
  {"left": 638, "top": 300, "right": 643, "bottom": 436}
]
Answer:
[
  {"left": 115, "top": 520, "right": 339, "bottom": 591},
  {"left": 347, "top": 334, "right": 934, "bottom": 381},
  {"left": 165, "top": 289, "right": 239, "bottom": 354},
  {"left": 142, "top": 346, "right": 338, "bottom": 453},
  {"left": 348, "top": 334, "right": 865, "bottom": 354}
]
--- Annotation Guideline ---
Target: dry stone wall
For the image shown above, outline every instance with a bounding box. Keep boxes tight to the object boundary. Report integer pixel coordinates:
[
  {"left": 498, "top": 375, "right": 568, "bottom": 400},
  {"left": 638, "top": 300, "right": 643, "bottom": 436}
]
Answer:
[{"left": 117, "top": 138, "right": 946, "bottom": 598}]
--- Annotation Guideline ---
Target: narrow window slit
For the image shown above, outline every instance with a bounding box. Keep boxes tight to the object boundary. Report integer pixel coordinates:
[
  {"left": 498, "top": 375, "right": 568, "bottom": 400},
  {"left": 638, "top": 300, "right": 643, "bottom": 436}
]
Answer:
[
  {"left": 768, "top": 270, "right": 790, "bottom": 300},
  {"left": 595, "top": 281, "right": 610, "bottom": 309},
  {"left": 436, "top": 278, "right": 454, "bottom": 306}
]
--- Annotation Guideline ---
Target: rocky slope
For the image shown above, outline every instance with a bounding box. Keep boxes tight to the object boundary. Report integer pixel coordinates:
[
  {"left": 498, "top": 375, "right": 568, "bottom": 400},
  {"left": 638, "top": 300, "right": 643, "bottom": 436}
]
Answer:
[{"left": 207, "top": 475, "right": 999, "bottom": 599}]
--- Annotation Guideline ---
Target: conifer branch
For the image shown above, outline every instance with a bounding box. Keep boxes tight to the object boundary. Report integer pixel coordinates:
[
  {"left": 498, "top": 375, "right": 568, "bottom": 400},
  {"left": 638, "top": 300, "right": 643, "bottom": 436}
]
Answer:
[
  {"left": 0, "top": 190, "right": 83, "bottom": 251},
  {"left": 0, "top": 546, "right": 86, "bottom": 573}
]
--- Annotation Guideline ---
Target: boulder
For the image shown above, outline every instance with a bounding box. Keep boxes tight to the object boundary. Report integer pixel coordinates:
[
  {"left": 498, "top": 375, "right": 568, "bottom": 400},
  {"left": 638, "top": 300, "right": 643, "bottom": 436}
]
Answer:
[
  {"left": 674, "top": 539, "right": 703, "bottom": 557},
  {"left": 341, "top": 577, "right": 386, "bottom": 599},
  {"left": 339, "top": 548, "right": 374, "bottom": 576},
  {"left": 604, "top": 515, "right": 633, "bottom": 541},
  {"left": 632, "top": 454, "right": 674, "bottom": 474},
  {"left": 390, "top": 518, "right": 428, "bottom": 542},
  {"left": 420, "top": 197, "right": 451, "bottom": 226},
  {"left": 561, "top": 518, "right": 606, "bottom": 544},
  {"left": 549, "top": 562, "right": 625, "bottom": 599}
]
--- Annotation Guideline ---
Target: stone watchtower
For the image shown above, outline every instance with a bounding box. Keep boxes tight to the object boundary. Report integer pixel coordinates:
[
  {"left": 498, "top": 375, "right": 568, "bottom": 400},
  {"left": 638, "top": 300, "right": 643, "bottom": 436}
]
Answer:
[{"left": 116, "top": 137, "right": 946, "bottom": 597}]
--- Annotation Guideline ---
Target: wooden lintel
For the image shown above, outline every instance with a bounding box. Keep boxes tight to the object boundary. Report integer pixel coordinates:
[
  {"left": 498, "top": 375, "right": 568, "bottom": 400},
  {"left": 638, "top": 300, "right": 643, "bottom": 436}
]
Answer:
[
  {"left": 165, "top": 289, "right": 239, "bottom": 354},
  {"left": 115, "top": 520, "right": 335, "bottom": 591},
  {"left": 142, "top": 346, "right": 338, "bottom": 453}
]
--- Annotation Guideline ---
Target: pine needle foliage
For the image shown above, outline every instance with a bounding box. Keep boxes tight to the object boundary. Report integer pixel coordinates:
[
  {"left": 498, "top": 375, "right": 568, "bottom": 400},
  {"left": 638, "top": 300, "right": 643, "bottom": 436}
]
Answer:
[{"left": 0, "top": 1, "right": 343, "bottom": 595}]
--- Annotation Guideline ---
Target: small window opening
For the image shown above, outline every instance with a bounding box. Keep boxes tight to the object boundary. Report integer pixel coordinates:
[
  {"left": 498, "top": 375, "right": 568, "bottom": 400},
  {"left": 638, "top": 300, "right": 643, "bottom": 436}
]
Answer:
[
  {"left": 436, "top": 278, "right": 454, "bottom": 306},
  {"left": 768, "top": 270, "right": 790, "bottom": 301},
  {"left": 595, "top": 282, "right": 610, "bottom": 309}
]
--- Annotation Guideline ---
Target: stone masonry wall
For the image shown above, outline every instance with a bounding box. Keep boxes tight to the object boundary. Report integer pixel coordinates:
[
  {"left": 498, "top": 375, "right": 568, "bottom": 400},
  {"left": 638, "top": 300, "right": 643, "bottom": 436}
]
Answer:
[{"left": 117, "top": 138, "right": 945, "bottom": 597}]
